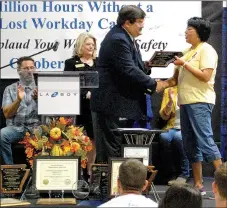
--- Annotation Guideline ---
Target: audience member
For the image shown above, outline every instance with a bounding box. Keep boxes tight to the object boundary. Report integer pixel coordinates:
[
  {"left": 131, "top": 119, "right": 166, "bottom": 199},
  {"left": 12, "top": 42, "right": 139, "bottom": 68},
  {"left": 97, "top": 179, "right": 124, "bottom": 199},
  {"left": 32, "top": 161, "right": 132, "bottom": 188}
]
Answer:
[
  {"left": 64, "top": 32, "right": 97, "bottom": 176},
  {"left": 212, "top": 162, "right": 227, "bottom": 207},
  {"left": 161, "top": 17, "right": 222, "bottom": 195},
  {"left": 99, "top": 159, "right": 158, "bottom": 207},
  {"left": 159, "top": 86, "right": 189, "bottom": 185},
  {"left": 158, "top": 183, "right": 202, "bottom": 208},
  {"left": 1, "top": 56, "right": 40, "bottom": 164}
]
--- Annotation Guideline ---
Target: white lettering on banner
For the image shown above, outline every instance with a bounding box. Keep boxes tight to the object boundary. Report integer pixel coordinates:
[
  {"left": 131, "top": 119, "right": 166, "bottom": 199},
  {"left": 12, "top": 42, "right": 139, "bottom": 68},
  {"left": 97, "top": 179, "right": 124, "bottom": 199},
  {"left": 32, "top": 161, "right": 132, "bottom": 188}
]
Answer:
[{"left": 0, "top": 1, "right": 201, "bottom": 79}]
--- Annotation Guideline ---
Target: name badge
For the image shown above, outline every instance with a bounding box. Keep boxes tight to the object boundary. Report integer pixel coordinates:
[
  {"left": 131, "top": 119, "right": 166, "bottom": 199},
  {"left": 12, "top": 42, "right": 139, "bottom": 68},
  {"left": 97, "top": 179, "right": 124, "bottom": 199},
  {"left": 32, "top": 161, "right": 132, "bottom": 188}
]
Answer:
[{"left": 75, "top": 63, "right": 85, "bottom": 68}]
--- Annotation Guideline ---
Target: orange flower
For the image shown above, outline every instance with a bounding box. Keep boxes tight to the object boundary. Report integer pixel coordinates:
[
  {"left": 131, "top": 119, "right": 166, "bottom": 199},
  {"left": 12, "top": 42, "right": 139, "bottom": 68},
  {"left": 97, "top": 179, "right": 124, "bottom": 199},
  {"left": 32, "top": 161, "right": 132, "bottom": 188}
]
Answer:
[
  {"left": 70, "top": 142, "right": 80, "bottom": 152},
  {"left": 28, "top": 139, "right": 38, "bottom": 149},
  {"left": 63, "top": 146, "right": 71, "bottom": 155},
  {"left": 25, "top": 147, "right": 34, "bottom": 158},
  {"left": 59, "top": 117, "right": 67, "bottom": 125},
  {"left": 86, "top": 145, "right": 92, "bottom": 152},
  {"left": 61, "top": 140, "right": 70, "bottom": 147},
  {"left": 81, "top": 159, "right": 87, "bottom": 169},
  {"left": 73, "top": 127, "right": 83, "bottom": 136},
  {"left": 29, "top": 159, "right": 34, "bottom": 167}
]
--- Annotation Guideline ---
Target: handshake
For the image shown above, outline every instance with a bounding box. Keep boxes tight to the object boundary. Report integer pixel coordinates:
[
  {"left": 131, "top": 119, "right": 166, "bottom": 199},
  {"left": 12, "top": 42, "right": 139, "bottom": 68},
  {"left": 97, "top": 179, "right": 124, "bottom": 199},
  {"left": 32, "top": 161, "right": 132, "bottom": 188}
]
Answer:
[{"left": 155, "top": 80, "right": 167, "bottom": 93}]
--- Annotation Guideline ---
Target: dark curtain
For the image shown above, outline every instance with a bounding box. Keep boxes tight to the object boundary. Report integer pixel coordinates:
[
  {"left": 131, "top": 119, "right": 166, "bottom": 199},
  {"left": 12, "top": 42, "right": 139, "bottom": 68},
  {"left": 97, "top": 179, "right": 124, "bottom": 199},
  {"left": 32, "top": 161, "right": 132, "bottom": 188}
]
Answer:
[
  {"left": 221, "top": 7, "right": 227, "bottom": 161},
  {"left": 202, "top": 2, "right": 223, "bottom": 143}
]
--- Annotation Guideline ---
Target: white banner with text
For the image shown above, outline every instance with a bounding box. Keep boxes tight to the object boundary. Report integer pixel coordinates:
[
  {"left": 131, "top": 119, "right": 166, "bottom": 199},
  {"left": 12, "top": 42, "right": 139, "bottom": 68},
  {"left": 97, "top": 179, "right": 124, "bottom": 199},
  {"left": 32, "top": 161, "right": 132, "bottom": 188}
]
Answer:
[{"left": 0, "top": 1, "right": 201, "bottom": 78}]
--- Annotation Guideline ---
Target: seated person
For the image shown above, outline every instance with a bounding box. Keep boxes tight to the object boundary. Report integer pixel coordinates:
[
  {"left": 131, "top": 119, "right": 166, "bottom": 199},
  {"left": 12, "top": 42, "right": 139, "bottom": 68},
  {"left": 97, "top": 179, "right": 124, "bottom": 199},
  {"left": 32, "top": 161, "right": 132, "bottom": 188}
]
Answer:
[
  {"left": 1, "top": 56, "right": 40, "bottom": 164},
  {"left": 159, "top": 86, "right": 189, "bottom": 185},
  {"left": 99, "top": 159, "right": 158, "bottom": 207},
  {"left": 158, "top": 183, "right": 202, "bottom": 208},
  {"left": 212, "top": 162, "right": 227, "bottom": 208}
]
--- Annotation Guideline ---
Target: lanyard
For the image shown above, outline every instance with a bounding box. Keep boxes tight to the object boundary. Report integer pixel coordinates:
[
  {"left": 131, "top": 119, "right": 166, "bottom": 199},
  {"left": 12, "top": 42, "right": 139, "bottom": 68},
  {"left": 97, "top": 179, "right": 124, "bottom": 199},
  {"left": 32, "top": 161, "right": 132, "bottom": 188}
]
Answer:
[{"left": 184, "top": 42, "right": 203, "bottom": 62}]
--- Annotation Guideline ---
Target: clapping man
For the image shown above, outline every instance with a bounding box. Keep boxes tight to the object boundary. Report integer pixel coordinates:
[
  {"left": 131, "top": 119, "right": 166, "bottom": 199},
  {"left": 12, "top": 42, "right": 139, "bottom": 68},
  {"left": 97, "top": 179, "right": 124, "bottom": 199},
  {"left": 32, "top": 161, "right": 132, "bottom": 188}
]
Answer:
[{"left": 1, "top": 56, "right": 40, "bottom": 164}]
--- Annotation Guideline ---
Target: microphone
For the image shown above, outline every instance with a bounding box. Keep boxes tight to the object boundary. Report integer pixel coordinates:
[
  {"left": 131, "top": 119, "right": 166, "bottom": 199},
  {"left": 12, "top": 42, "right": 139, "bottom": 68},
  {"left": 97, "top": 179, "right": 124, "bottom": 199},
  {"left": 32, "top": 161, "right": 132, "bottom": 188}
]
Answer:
[
  {"left": 52, "top": 40, "right": 60, "bottom": 52},
  {"left": 47, "top": 40, "right": 60, "bottom": 51}
]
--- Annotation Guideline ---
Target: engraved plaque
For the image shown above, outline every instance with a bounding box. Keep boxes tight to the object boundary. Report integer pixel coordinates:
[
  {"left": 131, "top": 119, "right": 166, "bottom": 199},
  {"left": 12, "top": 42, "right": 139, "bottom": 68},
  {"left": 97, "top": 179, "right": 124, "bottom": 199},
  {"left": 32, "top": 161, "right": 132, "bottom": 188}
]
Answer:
[
  {"left": 90, "top": 164, "right": 108, "bottom": 197},
  {"left": 0, "top": 164, "right": 30, "bottom": 194}
]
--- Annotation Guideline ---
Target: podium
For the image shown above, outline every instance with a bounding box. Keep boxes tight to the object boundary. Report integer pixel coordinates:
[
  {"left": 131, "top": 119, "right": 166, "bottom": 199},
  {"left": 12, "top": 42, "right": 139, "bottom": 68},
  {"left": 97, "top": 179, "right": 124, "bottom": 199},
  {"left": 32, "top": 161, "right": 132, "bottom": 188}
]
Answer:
[
  {"left": 111, "top": 128, "right": 166, "bottom": 202},
  {"left": 34, "top": 71, "right": 98, "bottom": 117}
]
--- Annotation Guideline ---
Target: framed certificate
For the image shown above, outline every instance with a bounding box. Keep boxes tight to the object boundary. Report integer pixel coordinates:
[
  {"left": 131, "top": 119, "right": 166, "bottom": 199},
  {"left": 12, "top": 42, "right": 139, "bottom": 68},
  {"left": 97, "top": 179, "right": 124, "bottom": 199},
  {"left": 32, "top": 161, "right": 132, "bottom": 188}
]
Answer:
[
  {"left": 148, "top": 51, "right": 183, "bottom": 67},
  {"left": 33, "top": 156, "right": 81, "bottom": 192},
  {"left": 121, "top": 145, "right": 151, "bottom": 166},
  {"left": 108, "top": 157, "right": 143, "bottom": 198}
]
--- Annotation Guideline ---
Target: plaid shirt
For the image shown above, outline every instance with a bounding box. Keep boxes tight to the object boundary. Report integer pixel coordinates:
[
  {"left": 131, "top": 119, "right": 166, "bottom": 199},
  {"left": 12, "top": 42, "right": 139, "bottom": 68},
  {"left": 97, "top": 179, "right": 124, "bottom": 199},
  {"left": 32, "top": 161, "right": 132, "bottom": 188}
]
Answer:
[{"left": 2, "top": 81, "right": 41, "bottom": 132}]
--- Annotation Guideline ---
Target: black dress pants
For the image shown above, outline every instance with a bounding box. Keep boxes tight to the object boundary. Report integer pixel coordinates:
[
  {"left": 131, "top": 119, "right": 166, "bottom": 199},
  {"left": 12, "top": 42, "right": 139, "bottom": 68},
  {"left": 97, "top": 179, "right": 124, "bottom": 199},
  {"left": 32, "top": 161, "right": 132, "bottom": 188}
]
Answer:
[{"left": 92, "top": 112, "right": 134, "bottom": 163}]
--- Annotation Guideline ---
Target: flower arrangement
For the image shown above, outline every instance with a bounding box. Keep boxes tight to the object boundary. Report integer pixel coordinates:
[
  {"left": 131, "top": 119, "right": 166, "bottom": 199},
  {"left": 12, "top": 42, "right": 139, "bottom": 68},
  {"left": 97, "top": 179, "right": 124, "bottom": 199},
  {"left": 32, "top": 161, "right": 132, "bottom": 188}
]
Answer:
[{"left": 19, "top": 117, "right": 93, "bottom": 168}]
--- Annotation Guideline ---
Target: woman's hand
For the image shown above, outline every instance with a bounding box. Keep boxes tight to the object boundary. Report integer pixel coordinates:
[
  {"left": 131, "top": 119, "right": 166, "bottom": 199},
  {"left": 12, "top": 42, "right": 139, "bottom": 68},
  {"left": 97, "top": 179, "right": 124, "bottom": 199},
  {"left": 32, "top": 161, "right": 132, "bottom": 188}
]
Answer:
[{"left": 173, "top": 56, "right": 185, "bottom": 66}]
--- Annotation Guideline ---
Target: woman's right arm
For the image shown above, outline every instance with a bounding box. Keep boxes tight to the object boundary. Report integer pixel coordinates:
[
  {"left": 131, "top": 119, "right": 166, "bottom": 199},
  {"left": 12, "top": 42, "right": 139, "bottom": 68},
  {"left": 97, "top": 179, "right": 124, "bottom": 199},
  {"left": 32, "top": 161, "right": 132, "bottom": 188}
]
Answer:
[
  {"left": 162, "top": 68, "right": 179, "bottom": 90},
  {"left": 159, "top": 88, "right": 174, "bottom": 120}
]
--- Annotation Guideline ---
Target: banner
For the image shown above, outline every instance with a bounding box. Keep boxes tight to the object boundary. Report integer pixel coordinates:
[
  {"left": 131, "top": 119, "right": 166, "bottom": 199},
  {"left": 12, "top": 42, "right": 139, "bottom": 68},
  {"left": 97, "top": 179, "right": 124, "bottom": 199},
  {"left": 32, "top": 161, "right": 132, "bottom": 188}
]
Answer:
[{"left": 0, "top": 1, "right": 201, "bottom": 78}]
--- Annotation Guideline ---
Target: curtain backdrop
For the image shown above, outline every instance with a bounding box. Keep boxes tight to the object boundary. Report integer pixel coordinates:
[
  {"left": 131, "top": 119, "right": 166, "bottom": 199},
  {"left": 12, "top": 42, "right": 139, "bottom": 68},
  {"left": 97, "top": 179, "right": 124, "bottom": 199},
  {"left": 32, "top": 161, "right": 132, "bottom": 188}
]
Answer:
[{"left": 221, "top": 7, "right": 227, "bottom": 161}]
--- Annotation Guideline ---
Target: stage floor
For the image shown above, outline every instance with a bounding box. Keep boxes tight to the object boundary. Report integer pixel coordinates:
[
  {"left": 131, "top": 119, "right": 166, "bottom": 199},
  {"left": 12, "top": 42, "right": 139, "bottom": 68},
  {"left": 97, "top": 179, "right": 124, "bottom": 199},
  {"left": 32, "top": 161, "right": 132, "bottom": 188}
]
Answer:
[{"left": 152, "top": 177, "right": 216, "bottom": 207}]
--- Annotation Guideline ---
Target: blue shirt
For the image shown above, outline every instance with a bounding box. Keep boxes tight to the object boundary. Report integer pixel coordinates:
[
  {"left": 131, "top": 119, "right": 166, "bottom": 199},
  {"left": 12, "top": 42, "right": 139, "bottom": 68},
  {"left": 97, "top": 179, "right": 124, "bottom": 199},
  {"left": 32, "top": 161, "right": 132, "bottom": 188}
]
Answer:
[{"left": 2, "top": 81, "right": 40, "bottom": 132}]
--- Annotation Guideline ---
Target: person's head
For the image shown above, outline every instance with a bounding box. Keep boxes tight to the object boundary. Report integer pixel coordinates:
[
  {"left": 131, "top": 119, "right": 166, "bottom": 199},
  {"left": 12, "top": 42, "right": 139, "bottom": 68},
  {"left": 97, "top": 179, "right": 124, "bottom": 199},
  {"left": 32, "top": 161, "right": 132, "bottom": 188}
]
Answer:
[
  {"left": 212, "top": 162, "right": 227, "bottom": 207},
  {"left": 73, "top": 32, "right": 97, "bottom": 59},
  {"left": 185, "top": 17, "right": 211, "bottom": 45},
  {"left": 17, "top": 56, "right": 35, "bottom": 84},
  {"left": 158, "top": 184, "right": 202, "bottom": 208},
  {"left": 117, "top": 5, "right": 146, "bottom": 38},
  {"left": 117, "top": 159, "right": 148, "bottom": 195}
]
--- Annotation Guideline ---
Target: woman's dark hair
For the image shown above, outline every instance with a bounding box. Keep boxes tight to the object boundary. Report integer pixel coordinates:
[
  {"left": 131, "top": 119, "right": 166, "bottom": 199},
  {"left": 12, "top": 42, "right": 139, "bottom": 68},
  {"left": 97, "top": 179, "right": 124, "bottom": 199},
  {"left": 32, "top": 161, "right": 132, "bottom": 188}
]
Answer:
[
  {"left": 158, "top": 184, "right": 202, "bottom": 208},
  {"left": 117, "top": 5, "right": 146, "bottom": 26},
  {"left": 187, "top": 17, "right": 211, "bottom": 42}
]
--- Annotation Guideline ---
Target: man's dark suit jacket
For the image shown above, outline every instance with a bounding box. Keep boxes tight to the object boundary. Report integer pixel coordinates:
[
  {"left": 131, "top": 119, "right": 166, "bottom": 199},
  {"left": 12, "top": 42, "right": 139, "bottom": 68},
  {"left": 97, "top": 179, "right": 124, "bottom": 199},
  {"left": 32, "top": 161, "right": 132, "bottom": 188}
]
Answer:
[{"left": 90, "top": 25, "right": 157, "bottom": 120}]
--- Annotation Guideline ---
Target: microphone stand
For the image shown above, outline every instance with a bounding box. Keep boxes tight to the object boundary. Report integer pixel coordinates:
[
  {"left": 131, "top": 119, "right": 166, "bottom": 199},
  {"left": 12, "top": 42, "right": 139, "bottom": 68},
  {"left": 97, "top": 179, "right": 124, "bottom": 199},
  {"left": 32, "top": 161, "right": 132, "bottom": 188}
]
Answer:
[{"left": 0, "top": 47, "right": 53, "bottom": 70}]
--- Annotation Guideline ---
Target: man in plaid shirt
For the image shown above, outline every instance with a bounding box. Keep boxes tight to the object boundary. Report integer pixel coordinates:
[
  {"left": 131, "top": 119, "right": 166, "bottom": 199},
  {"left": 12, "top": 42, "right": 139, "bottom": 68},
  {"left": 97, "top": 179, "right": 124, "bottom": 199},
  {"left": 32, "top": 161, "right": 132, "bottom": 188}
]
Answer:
[{"left": 1, "top": 56, "right": 41, "bottom": 164}]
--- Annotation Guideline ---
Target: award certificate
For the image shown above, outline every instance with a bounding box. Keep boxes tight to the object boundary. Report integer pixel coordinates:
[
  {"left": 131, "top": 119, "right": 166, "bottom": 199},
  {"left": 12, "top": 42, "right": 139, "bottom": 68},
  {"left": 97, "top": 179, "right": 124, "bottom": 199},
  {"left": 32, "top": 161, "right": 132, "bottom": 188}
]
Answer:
[{"left": 35, "top": 158, "right": 79, "bottom": 190}]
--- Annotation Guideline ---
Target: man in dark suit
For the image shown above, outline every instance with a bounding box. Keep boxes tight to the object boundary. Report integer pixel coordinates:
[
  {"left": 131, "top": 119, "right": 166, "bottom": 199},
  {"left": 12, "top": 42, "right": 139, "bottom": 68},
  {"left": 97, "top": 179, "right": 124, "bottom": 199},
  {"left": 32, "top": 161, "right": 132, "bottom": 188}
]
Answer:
[{"left": 90, "top": 5, "right": 164, "bottom": 163}]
